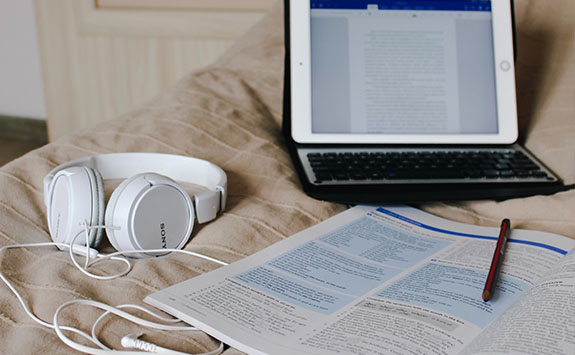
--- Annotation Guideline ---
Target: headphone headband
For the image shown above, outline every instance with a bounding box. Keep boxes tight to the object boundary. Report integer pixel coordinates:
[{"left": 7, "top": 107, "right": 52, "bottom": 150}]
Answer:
[{"left": 44, "top": 153, "right": 227, "bottom": 223}]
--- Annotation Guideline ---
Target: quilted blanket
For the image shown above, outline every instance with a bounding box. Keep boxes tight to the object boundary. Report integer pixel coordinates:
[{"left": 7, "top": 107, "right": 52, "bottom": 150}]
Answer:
[{"left": 0, "top": 0, "right": 573, "bottom": 353}]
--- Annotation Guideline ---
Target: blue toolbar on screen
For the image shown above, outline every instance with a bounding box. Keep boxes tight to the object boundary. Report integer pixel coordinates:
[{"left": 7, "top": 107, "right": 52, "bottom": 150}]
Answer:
[{"left": 311, "top": 0, "right": 491, "bottom": 11}]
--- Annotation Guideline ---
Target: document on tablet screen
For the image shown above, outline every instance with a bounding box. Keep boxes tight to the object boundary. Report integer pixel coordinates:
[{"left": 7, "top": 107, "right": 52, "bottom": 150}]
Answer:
[{"left": 311, "top": 6, "right": 498, "bottom": 135}]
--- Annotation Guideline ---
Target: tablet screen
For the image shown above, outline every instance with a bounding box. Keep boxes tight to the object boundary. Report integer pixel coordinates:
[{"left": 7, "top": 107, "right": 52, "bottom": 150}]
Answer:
[{"left": 290, "top": 0, "right": 518, "bottom": 144}]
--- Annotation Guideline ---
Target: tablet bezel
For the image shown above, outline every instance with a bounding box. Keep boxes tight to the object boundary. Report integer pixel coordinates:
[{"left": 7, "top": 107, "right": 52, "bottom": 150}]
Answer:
[{"left": 290, "top": 0, "right": 518, "bottom": 145}]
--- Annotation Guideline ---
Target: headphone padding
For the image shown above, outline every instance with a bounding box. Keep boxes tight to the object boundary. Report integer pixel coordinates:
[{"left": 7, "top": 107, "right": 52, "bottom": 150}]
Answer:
[
  {"left": 86, "top": 167, "right": 105, "bottom": 247},
  {"left": 104, "top": 174, "right": 134, "bottom": 252},
  {"left": 46, "top": 166, "right": 104, "bottom": 249}
]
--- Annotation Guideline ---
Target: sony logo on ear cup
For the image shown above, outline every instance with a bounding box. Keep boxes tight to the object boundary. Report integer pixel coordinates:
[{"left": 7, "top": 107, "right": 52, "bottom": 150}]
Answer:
[{"left": 160, "top": 223, "right": 167, "bottom": 249}]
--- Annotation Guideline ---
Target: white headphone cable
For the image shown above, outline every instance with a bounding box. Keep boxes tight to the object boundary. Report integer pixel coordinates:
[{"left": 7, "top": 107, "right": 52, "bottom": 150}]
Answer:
[
  {"left": 68, "top": 223, "right": 228, "bottom": 281},
  {"left": 91, "top": 304, "right": 192, "bottom": 350},
  {"left": 0, "top": 226, "right": 229, "bottom": 354},
  {"left": 53, "top": 299, "right": 223, "bottom": 355},
  {"left": 0, "top": 243, "right": 113, "bottom": 347},
  {"left": 68, "top": 223, "right": 133, "bottom": 280}
]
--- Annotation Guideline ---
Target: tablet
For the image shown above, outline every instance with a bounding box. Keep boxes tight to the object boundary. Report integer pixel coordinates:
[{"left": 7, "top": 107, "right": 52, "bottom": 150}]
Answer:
[{"left": 289, "top": 0, "right": 518, "bottom": 145}]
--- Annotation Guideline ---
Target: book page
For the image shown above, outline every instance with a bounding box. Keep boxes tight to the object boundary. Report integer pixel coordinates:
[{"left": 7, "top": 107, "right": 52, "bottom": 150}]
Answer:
[
  {"left": 460, "top": 248, "right": 575, "bottom": 355},
  {"left": 145, "top": 206, "right": 574, "bottom": 355}
]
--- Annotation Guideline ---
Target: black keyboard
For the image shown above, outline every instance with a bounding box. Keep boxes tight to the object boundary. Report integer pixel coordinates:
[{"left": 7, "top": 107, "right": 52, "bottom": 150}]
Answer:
[{"left": 306, "top": 150, "right": 552, "bottom": 183}]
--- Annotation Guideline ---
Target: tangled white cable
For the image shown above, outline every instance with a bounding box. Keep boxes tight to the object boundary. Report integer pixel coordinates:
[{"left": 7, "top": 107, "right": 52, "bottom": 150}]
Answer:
[
  {"left": 66, "top": 223, "right": 228, "bottom": 281},
  {"left": 53, "top": 299, "right": 224, "bottom": 355},
  {"left": 0, "top": 223, "right": 228, "bottom": 355}
]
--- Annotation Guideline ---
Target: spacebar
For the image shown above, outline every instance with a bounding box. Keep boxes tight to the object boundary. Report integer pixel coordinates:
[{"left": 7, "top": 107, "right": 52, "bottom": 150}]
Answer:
[{"left": 387, "top": 171, "right": 465, "bottom": 179}]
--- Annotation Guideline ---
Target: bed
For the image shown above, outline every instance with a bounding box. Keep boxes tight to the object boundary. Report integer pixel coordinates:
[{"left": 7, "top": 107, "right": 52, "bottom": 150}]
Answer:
[{"left": 0, "top": 0, "right": 573, "bottom": 353}]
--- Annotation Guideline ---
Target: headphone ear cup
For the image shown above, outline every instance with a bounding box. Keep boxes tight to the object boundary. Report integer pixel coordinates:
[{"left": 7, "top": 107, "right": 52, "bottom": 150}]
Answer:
[
  {"left": 105, "top": 173, "right": 195, "bottom": 258},
  {"left": 46, "top": 166, "right": 105, "bottom": 249}
]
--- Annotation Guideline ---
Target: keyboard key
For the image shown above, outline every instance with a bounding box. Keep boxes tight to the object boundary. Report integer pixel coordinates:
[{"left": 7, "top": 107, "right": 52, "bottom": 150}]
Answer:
[{"left": 350, "top": 173, "right": 367, "bottom": 180}]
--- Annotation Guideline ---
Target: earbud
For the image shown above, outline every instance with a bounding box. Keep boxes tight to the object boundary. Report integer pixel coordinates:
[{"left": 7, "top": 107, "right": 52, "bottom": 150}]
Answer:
[
  {"left": 122, "top": 334, "right": 193, "bottom": 355},
  {"left": 121, "top": 334, "right": 157, "bottom": 352}
]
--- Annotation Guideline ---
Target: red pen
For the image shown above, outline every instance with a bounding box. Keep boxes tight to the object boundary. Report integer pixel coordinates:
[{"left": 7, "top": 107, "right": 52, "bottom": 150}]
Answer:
[{"left": 482, "top": 219, "right": 511, "bottom": 302}]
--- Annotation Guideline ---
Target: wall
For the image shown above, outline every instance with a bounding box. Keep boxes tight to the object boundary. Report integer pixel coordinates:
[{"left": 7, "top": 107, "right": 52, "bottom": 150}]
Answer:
[{"left": 0, "top": 0, "right": 46, "bottom": 119}]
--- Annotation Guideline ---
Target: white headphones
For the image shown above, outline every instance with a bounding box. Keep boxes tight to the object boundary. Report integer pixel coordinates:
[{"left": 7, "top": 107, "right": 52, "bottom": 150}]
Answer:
[
  {"left": 0, "top": 153, "right": 228, "bottom": 354},
  {"left": 43, "top": 153, "right": 227, "bottom": 258}
]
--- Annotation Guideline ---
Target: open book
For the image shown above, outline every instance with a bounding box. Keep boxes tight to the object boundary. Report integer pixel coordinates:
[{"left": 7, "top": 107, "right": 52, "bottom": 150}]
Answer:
[{"left": 146, "top": 206, "right": 575, "bottom": 355}]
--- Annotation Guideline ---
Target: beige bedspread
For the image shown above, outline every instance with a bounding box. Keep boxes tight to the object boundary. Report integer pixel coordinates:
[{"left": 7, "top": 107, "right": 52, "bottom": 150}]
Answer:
[{"left": 0, "top": 0, "right": 573, "bottom": 353}]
